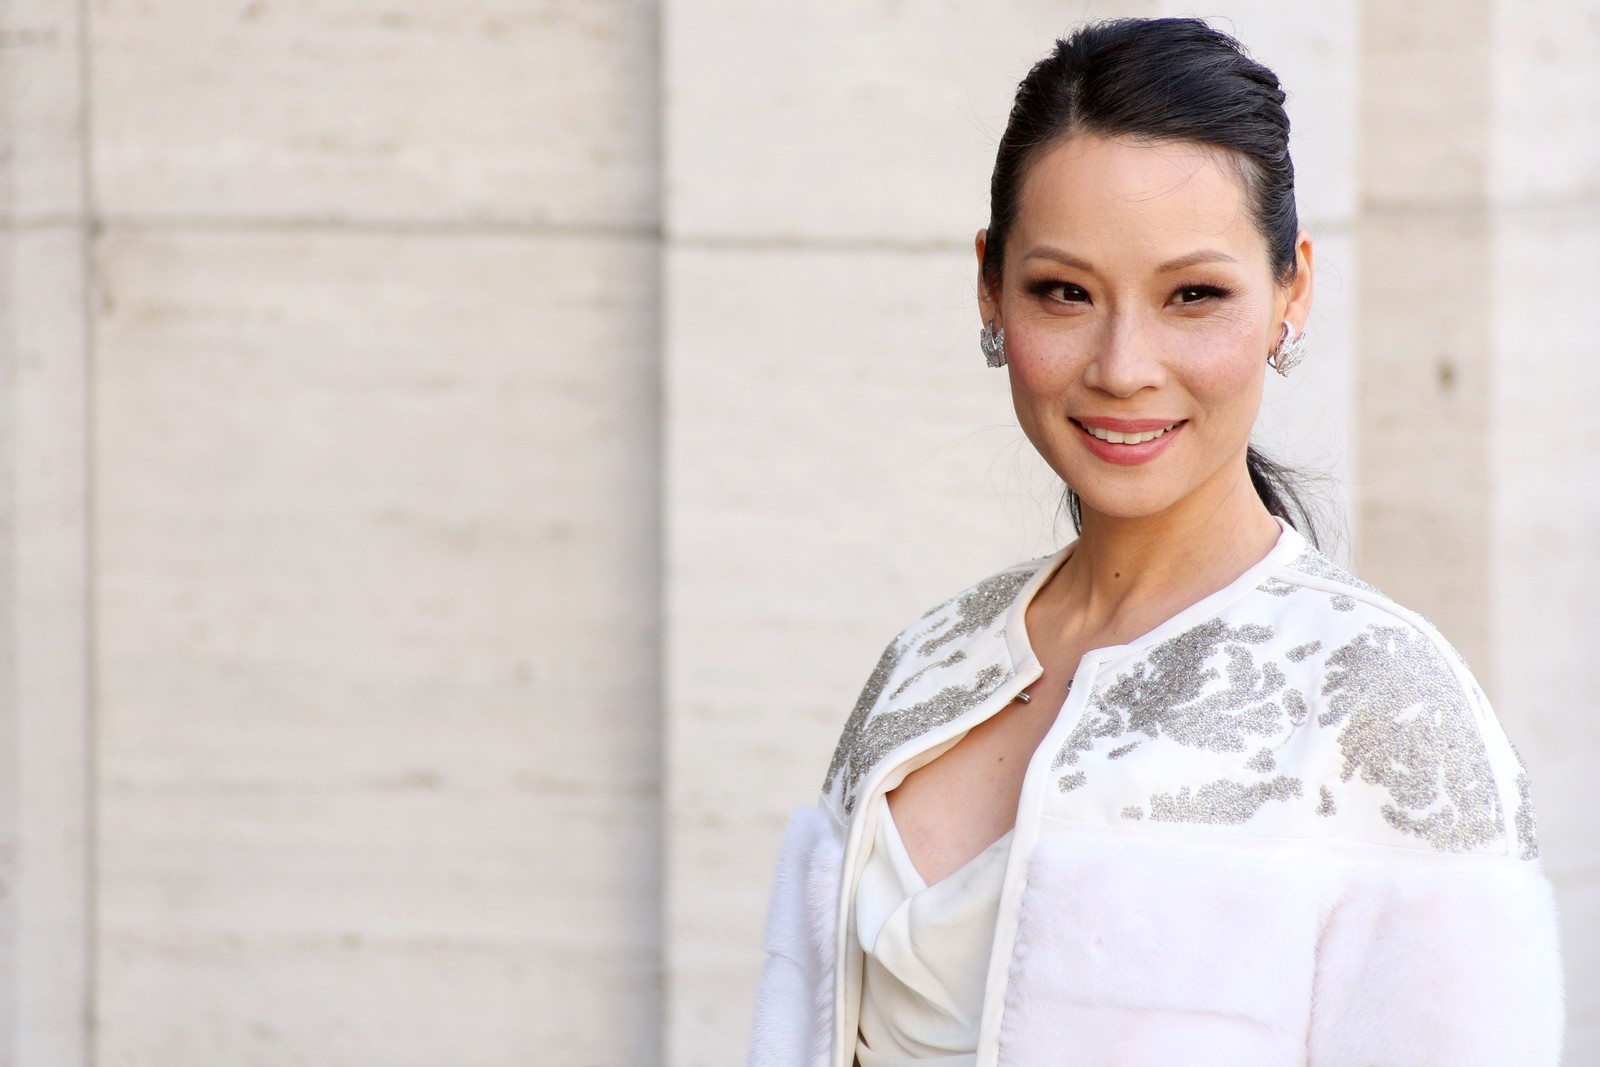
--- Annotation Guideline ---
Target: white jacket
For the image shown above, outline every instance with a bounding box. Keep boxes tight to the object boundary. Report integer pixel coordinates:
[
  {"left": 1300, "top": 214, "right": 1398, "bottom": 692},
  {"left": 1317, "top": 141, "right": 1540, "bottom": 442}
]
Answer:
[{"left": 748, "top": 523, "right": 1564, "bottom": 1067}]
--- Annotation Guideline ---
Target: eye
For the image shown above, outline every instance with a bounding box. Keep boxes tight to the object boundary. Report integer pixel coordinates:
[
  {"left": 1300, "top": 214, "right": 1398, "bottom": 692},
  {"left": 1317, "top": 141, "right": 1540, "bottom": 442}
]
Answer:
[
  {"left": 1028, "top": 280, "right": 1091, "bottom": 305},
  {"left": 1171, "top": 283, "right": 1232, "bottom": 305}
]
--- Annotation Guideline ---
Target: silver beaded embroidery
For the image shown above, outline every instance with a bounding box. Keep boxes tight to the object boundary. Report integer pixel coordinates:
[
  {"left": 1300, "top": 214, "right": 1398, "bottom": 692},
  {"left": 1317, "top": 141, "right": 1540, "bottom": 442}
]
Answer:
[
  {"left": 1317, "top": 786, "right": 1337, "bottom": 817},
  {"left": 1121, "top": 805, "right": 1145, "bottom": 820},
  {"left": 1058, "top": 771, "right": 1086, "bottom": 793},
  {"left": 1286, "top": 640, "right": 1322, "bottom": 663},
  {"left": 1283, "top": 689, "right": 1309, "bottom": 726},
  {"left": 826, "top": 664, "right": 1011, "bottom": 815},
  {"left": 1319, "top": 624, "right": 1504, "bottom": 852},
  {"left": 1107, "top": 741, "right": 1140, "bottom": 760},
  {"left": 824, "top": 636, "right": 909, "bottom": 803},
  {"left": 1258, "top": 577, "right": 1298, "bottom": 598},
  {"left": 1149, "top": 774, "right": 1302, "bottom": 824},
  {"left": 1509, "top": 740, "right": 1540, "bottom": 860},
  {"left": 1288, "top": 549, "right": 1381, "bottom": 595},
  {"left": 824, "top": 566, "right": 1039, "bottom": 813},
  {"left": 889, "top": 649, "right": 967, "bottom": 700},
  {"left": 917, "top": 570, "right": 1033, "bottom": 657},
  {"left": 1054, "top": 619, "right": 1287, "bottom": 788},
  {"left": 1514, "top": 772, "right": 1540, "bottom": 860},
  {"left": 1246, "top": 746, "right": 1277, "bottom": 773},
  {"left": 1331, "top": 594, "right": 1356, "bottom": 612}
]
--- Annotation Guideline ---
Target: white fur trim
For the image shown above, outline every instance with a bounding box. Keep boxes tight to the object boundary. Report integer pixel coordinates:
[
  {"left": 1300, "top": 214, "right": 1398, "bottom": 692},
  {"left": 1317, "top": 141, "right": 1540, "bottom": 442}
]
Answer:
[
  {"left": 748, "top": 806, "right": 843, "bottom": 1067},
  {"left": 1307, "top": 859, "right": 1564, "bottom": 1065},
  {"left": 995, "top": 835, "right": 1563, "bottom": 1065}
]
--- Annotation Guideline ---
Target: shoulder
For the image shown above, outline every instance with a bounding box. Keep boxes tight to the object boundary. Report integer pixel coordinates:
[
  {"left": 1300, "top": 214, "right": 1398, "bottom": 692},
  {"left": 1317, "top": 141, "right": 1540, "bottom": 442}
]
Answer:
[
  {"left": 819, "top": 554, "right": 1054, "bottom": 817},
  {"left": 1057, "top": 540, "right": 1541, "bottom": 863},
  {"left": 1253, "top": 545, "right": 1540, "bottom": 861}
]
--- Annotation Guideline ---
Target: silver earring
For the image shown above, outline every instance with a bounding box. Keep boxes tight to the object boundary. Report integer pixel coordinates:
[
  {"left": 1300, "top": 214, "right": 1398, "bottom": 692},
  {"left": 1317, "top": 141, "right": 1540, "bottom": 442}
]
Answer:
[
  {"left": 980, "top": 319, "right": 1006, "bottom": 368},
  {"left": 1268, "top": 320, "right": 1306, "bottom": 376}
]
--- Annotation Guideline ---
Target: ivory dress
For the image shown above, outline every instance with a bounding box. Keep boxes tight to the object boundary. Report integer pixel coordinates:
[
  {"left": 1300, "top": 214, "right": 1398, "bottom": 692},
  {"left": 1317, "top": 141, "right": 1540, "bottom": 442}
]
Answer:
[{"left": 853, "top": 801, "right": 1011, "bottom": 1066}]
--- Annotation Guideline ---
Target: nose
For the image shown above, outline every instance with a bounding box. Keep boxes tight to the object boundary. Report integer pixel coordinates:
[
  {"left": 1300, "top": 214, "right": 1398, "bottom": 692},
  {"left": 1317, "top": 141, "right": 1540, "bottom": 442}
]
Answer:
[{"left": 1082, "top": 312, "right": 1166, "bottom": 398}]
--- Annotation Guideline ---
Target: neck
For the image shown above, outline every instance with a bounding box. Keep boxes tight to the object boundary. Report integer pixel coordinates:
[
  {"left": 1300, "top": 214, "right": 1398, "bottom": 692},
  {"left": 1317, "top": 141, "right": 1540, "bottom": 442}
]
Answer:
[{"left": 1052, "top": 462, "right": 1284, "bottom": 641}]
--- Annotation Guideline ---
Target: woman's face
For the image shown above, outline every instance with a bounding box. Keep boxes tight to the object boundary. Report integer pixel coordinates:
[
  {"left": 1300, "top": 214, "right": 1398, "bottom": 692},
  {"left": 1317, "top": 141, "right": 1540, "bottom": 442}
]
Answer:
[{"left": 977, "top": 134, "right": 1312, "bottom": 524}]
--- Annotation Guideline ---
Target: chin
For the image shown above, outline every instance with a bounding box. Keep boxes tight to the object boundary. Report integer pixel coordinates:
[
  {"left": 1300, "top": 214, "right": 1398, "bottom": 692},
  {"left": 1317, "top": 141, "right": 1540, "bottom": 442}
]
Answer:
[
  {"left": 1065, "top": 479, "right": 1189, "bottom": 522},
  {"left": 1075, "top": 496, "right": 1182, "bottom": 523}
]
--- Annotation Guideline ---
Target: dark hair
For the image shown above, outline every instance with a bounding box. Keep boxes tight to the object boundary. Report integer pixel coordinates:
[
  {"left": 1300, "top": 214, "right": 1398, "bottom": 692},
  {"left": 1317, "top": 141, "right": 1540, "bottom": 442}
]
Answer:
[{"left": 985, "top": 18, "right": 1323, "bottom": 545}]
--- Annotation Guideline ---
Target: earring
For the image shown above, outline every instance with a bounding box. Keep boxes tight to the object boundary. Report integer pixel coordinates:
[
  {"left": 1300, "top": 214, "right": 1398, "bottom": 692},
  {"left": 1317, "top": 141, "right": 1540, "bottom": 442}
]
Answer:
[
  {"left": 980, "top": 319, "right": 1006, "bottom": 368},
  {"left": 1267, "top": 320, "right": 1306, "bottom": 376}
]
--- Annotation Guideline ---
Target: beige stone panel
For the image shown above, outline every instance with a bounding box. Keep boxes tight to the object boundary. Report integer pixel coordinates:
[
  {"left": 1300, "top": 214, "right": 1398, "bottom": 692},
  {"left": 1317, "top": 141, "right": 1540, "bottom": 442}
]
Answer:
[
  {"left": 0, "top": 5, "right": 91, "bottom": 1062},
  {"left": 1359, "top": 0, "right": 1492, "bottom": 208},
  {"left": 0, "top": 0, "right": 85, "bottom": 221},
  {"left": 1354, "top": 0, "right": 1493, "bottom": 667},
  {"left": 664, "top": 243, "right": 1058, "bottom": 1064},
  {"left": 664, "top": 0, "right": 1050, "bottom": 243},
  {"left": 92, "top": 228, "right": 660, "bottom": 1064},
  {"left": 0, "top": 225, "right": 91, "bottom": 1066},
  {"left": 89, "top": 0, "right": 658, "bottom": 227},
  {"left": 665, "top": 1, "right": 1358, "bottom": 243},
  {"left": 1487, "top": 203, "right": 1600, "bottom": 1056},
  {"left": 1489, "top": 0, "right": 1600, "bottom": 204},
  {"left": 1356, "top": 206, "right": 1491, "bottom": 672}
]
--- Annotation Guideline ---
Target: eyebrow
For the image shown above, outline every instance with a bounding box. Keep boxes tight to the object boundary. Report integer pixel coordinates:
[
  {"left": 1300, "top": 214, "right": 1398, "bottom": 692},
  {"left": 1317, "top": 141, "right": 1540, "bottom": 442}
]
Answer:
[
  {"left": 1155, "top": 249, "right": 1238, "bottom": 272},
  {"left": 1021, "top": 247, "right": 1239, "bottom": 273},
  {"left": 1022, "top": 247, "right": 1096, "bottom": 271}
]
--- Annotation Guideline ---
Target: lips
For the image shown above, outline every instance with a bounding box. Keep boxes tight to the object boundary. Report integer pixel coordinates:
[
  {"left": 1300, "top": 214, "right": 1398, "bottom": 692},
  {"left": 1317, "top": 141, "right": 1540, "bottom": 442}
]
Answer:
[
  {"left": 1079, "top": 422, "right": 1179, "bottom": 445},
  {"left": 1071, "top": 417, "right": 1185, "bottom": 466}
]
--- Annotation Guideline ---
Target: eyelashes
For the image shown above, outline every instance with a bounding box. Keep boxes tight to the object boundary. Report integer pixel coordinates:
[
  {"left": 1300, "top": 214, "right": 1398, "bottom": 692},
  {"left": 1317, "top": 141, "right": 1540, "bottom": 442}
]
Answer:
[
  {"left": 1025, "top": 279, "right": 1089, "bottom": 303},
  {"left": 1023, "top": 280, "right": 1237, "bottom": 306},
  {"left": 1172, "top": 283, "right": 1235, "bottom": 304}
]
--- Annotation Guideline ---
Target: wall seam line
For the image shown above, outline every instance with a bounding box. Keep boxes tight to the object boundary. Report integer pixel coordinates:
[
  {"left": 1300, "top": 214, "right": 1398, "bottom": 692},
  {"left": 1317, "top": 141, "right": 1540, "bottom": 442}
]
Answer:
[{"left": 74, "top": 0, "right": 97, "bottom": 1062}]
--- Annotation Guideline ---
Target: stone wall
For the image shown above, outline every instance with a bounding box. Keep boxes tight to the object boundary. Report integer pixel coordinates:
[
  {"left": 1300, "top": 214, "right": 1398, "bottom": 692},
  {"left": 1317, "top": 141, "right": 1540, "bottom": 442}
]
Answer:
[
  {"left": 87, "top": 2, "right": 662, "bottom": 1063},
  {"left": 0, "top": 1, "right": 1592, "bottom": 1064},
  {"left": 5, "top": 1, "right": 663, "bottom": 1064},
  {"left": 1357, "top": 1, "right": 1600, "bottom": 1058}
]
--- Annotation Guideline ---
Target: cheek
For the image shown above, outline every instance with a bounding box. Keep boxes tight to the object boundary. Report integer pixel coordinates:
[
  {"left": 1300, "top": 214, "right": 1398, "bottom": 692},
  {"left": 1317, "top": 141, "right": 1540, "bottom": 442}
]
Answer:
[
  {"left": 1003, "top": 329, "right": 1088, "bottom": 400},
  {"left": 1184, "top": 335, "right": 1268, "bottom": 427}
]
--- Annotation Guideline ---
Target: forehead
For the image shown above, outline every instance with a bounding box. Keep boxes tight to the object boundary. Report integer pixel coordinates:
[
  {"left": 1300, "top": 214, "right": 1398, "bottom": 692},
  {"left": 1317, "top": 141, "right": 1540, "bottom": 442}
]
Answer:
[{"left": 1012, "top": 134, "right": 1262, "bottom": 264}]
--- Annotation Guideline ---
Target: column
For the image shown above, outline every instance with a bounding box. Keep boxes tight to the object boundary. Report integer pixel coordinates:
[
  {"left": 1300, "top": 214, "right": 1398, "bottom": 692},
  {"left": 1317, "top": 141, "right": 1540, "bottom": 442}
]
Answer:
[{"left": 0, "top": 0, "right": 92, "bottom": 1063}]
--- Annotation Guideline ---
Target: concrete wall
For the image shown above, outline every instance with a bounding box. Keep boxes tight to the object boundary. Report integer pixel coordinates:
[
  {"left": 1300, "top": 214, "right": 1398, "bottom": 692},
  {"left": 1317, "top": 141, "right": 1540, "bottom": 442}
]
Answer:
[{"left": 0, "top": 1, "right": 1591, "bottom": 1064}]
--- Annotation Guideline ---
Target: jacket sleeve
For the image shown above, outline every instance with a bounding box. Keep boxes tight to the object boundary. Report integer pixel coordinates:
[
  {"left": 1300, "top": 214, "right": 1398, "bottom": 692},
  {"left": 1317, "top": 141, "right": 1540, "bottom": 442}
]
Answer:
[
  {"left": 1306, "top": 855, "right": 1564, "bottom": 1065},
  {"left": 747, "top": 804, "right": 844, "bottom": 1067}
]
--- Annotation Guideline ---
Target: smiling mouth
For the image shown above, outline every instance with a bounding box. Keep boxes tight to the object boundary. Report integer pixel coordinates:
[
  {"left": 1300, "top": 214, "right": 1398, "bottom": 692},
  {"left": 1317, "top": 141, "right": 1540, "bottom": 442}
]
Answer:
[{"left": 1074, "top": 420, "right": 1182, "bottom": 444}]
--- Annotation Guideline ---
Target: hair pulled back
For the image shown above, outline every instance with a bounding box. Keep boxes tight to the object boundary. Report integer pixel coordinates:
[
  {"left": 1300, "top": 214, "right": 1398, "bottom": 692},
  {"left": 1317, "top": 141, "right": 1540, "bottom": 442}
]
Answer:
[{"left": 985, "top": 18, "right": 1321, "bottom": 544}]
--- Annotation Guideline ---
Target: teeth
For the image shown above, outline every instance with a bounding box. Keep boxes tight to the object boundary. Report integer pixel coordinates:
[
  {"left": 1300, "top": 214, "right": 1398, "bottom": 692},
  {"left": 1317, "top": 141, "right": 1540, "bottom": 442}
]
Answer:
[{"left": 1083, "top": 422, "right": 1176, "bottom": 444}]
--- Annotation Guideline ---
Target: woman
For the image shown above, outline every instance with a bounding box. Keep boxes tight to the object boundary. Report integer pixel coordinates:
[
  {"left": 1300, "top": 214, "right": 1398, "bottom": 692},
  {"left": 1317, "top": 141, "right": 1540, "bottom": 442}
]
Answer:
[{"left": 747, "top": 17, "right": 1564, "bottom": 1067}]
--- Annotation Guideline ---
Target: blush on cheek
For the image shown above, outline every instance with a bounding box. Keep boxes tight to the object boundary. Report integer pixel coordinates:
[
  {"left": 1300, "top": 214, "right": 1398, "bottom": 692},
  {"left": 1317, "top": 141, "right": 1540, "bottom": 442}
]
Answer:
[
  {"left": 1181, "top": 332, "right": 1269, "bottom": 399},
  {"left": 1005, "top": 334, "right": 1090, "bottom": 391}
]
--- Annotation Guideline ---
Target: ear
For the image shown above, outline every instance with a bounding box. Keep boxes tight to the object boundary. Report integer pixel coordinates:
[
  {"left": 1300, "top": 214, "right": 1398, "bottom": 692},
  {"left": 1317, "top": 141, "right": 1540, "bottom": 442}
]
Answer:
[
  {"left": 975, "top": 228, "right": 998, "bottom": 325},
  {"left": 1279, "top": 229, "right": 1314, "bottom": 335}
]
